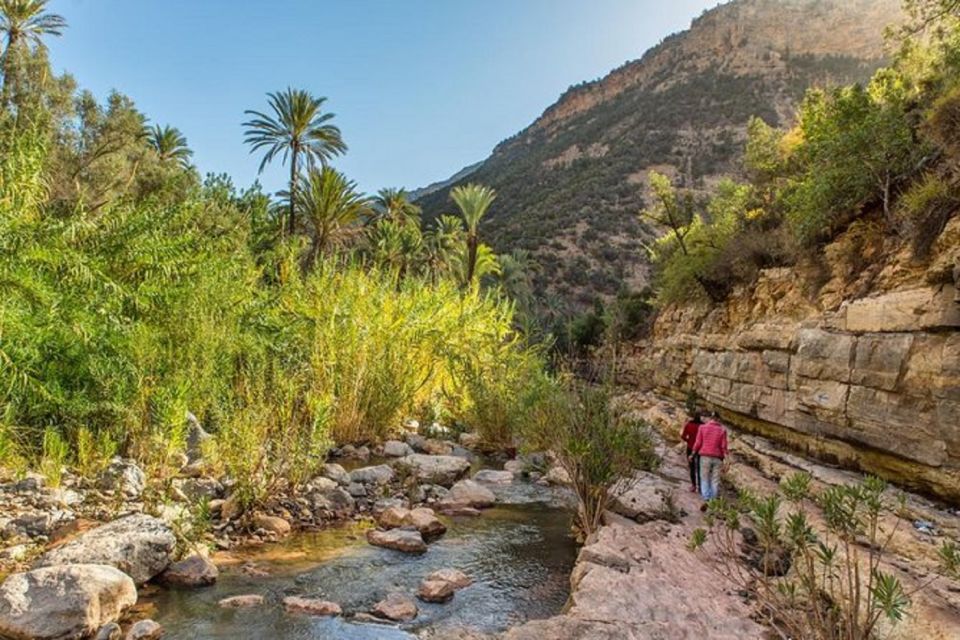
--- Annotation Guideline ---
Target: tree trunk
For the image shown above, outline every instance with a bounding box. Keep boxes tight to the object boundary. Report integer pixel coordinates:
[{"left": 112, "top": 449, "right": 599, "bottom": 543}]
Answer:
[
  {"left": 465, "top": 234, "right": 478, "bottom": 285},
  {"left": 1, "top": 35, "right": 17, "bottom": 112},
  {"left": 288, "top": 147, "right": 298, "bottom": 236}
]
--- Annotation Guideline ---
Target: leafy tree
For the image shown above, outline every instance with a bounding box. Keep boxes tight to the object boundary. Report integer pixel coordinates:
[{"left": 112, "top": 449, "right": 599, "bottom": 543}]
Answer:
[
  {"left": 148, "top": 124, "right": 192, "bottom": 168},
  {"left": 450, "top": 183, "right": 496, "bottom": 285},
  {"left": 367, "top": 218, "right": 423, "bottom": 281},
  {"left": 291, "top": 166, "right": 369, "bottom": 267},
  {"left": 0, "top": 0, "right": 65, "bottom": 112},
  {"left": 243, "top": 88, "right": 346, "bottom": 235}
]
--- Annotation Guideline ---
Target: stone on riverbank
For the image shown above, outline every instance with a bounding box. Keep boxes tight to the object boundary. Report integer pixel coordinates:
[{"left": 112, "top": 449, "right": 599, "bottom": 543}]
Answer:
[
  {"left": 377, "top": 506, "right": 409, "bottom": 529},
  {"left": 371, "top": 593, "right": 418, "bottom": 622},
  {"left": 95, "top": 622, "right": 121, "bottom": 640},
  {"left": 0, "top": 564, "right": 137, "bottom": 640},
  {"left": 349, "top": 464, "right": 395, "bottom": 485},
  {"left": 440, "top": 479, "right": 495, "bottom": 509},
  {"left": 366, "top": 528, "right": 427, "bottom": 553},
  {"left": 609, "top": 470, "right": 676, "bottom": 522},
  {"left": 125, "top": 619, "right": 162, "bottom": 640},
  {"left": 395, "top": 454, "right": 470, "bottom": 487},
  {"left": 97, "top": 458, "right": 146, "bottom": 499},
  {"left": 319, "top": 463, "right": 350, "bottom": 485},
  {"left": 160, "top": 554, "right": 218, "bottom": 587},
  {"left": 34, "top": 514, "right": 175, "bottom": 584},
  {"left": 218, "top": 594, "right": 264, "bottom": 608},
  {"left": 252, "top": 513, "right": 291, "bottom": 536},
  {"left": 383, "top": 440, "right": 414, "bottom": 457},
  {"left": 283, "top": 597, "right": 342, "bottom": 616}
]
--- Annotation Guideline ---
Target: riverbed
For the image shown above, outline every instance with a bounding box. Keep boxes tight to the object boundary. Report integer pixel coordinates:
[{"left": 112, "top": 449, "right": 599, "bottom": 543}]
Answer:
[{"left": 147, "top": 481, "right": 577, "bottom": 638}]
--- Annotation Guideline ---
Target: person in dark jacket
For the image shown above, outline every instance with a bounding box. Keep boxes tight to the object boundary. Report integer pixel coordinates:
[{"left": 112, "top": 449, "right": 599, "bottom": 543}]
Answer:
[{"left": 680, "top": 411, "right": 702, "bottom": 493}]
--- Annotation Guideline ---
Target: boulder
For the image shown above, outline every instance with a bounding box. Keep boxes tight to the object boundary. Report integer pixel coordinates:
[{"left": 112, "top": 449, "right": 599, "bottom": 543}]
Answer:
[
  {"left": 383, "top": 440, "right": 414, "bottom": 457},
  {"left": 252, "top": 514, "right": 291, "bottom": 536},
  {"left": 97, "top": 458, "right": 146, "bottom": 499},
  {"left": 0, "top": 565, "right": 137, "bottom": 640},
  {"left": 366, "top": 528, "right": 426, "bottom": 554},
  {"left": 160, "top": 554, "right": 218, "bottom": 587},
  {"left": 425, "top": 568, "right": 472, "bottom": 590},
  {"left": 395, "top": 454, "right": 470, "bottom": 487},
  {"left": 125, "top": 619, "right": 162, "bottom": 640},
  {"left": 371, "top": 593, "right": 418, "bottom": 622},
  {"left": 283, "top": 597, "right": 342, "bottom": 616},
  {"left": 349, "top": 465, "right": 395, "bottom": 486},
  {"left": 35, "top": 514, "right": 176, "bottom": 584},
  {"left": 405, "top": 508, "right": 446, "bottom": 539},
  {"left": 218, "top": 594, "right": 264, "bottom": 608},
  {"left": 306, "top": 484, "right": 355, "bottom": 517},
  {"left": 458, "top": 433, "right": 482, "bottom": 448},
  {"left": 346, "top": 482, "right": 367, "bottom": 497},
  {"left": 219, "top": 494, "right": 242, "bottom": 521},
  {"left": 319, "top": 463, "right": 350, "bottom": 485},
  {"left": 441, "top": 479, "right": 495, "bottom": 509},
  {"left": 417, "top": 578, "right": 456, "bottom": 603},
  {"left": 95, "top": 622, "right": 121, "bottom": 640},
  {"left": 503, "top": 460, "right": 525, "bottom": 474},
  {"left": 171, "top": 477, "right": 222, "bottom": 502},
  {"left": 472, "top": 469, "right": 514, "bottom": 484},
  {"left": 377, "top": 506, "right": 410, "bottom": 529},
  {"left": 542, "top": 466, "right": 571, "bottom": 486},
  {"left": 421, "top": 439, "right": 454, "bottom": 456}
]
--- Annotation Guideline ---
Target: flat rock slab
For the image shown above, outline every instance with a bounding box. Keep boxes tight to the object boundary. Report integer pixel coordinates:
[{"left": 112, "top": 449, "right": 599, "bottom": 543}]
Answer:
[
  {"left": 34, "top": 514, "right": 175, "bottom": 584},
  {"left": 406, "top": 508, "right": 447, "bottom": 539},
  {"left": 283, "top": 597, "right": 342, "bottom": 616},
  {"left": 394, "top": 454, "right": 470, "bottom": 487},
  {"left": 366, "top": 528, "right": 427, "bottom": 553},
  {"left": 0, "top": 564, "right": 137, "bottom": 640},
  {"left": 371, "top": 593, "right": 418, "bottom": 622}
]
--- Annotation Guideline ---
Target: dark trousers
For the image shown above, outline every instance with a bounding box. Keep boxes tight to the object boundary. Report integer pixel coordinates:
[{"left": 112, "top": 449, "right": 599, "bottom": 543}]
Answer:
[{"left": 686, "top": 448, "right": 700, "bottom": 491}]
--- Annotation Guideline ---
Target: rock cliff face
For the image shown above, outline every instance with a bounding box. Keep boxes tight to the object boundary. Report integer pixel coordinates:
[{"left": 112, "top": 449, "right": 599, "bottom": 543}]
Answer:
[
  {"left": 623, "top": 217, "right": 960, "bottom": 500},
  {"left": 418, "top": 0, "right": 900, "bottom": 307}
]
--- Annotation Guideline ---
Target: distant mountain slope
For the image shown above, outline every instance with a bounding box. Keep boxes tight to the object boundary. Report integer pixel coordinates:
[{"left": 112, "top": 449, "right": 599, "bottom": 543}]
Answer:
[{"left": 417, "top": 0, "right": 901, "bottom": 307}]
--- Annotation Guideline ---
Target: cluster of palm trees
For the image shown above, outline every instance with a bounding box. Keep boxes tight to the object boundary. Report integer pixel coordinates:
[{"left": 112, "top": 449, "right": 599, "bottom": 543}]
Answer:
[
  {"left": 243, "top": 86, "right": 499, "bottom": 286},
  {"left": 0, "top": 0, "right": 65, "bottom": 111}
]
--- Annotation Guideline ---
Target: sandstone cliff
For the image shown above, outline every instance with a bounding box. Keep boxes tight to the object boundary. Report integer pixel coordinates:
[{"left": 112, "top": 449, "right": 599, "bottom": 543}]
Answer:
[{"left": 623, "top": 216, "right": 960, "bottom": 500}]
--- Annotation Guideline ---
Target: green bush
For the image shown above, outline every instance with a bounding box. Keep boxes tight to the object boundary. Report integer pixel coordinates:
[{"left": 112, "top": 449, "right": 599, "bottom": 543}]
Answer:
[{"left": 896, "top": 172, "right": 960, "bottom": 256}]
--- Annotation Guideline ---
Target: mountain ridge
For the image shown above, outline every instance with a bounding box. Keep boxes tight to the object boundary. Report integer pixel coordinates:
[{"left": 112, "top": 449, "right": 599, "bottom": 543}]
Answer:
[{"left": 417, "top": 0, "right": 902, "bottom": 309}]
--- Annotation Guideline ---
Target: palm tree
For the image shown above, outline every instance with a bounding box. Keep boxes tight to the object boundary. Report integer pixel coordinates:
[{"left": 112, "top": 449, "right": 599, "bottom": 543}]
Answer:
[
  {"left": 423, "top": 214, "right": 464, "bottom": 281},
  {"left": 148, "top": 124, "right": 192, "bottom": 168},
  {"left": 450, "top": 183, "right": 496, "bottom": 285},
  {"left": 0, "top": 0, "right": 66, "bottom": 110},
  {"left": 372, "top": 187, "right": 421, "bottom": 226},
  {"left": 294, "top": 166, "right": 369, "bottom": 267},
  {"left": 243, "top": 88, "right": 346, "bottom": 235}
]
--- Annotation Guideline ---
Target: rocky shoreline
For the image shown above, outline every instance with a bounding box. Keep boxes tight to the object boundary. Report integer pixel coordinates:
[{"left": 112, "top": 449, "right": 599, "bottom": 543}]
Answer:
[{"left": 0, "top": 427, "right": 573, "bottom": 639}]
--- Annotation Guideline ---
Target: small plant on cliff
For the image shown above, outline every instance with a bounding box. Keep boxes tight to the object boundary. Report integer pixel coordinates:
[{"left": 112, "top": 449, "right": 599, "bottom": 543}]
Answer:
[
  {"left": 695, "top": 472, "right": 913, "bottom": 640},
  {"left": 524, "top": 381, "right": 659, "bottom": 539}
]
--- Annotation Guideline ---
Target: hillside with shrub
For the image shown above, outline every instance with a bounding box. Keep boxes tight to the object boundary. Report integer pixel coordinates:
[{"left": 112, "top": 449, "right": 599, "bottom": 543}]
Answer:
[{"left": 417, "top": 0, "right": 900, "bottom": 315}]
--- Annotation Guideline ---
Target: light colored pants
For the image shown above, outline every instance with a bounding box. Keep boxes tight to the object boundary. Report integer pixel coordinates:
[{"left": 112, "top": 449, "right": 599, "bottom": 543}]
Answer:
[{"left": 699, "top": 455, "right": 723, "bottom": 500}]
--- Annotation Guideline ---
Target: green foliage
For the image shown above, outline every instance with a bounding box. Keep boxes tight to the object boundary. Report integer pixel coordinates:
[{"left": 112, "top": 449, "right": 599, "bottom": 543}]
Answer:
[
  {"left": 38, "top": 426, "right": 67, "bottom": 486},
  {"left": 698, "top": 473, "right": 912, "bottom": 640},
  {"left": 896, "top": 171, "right": 960, "bottom": 256},
  {"left": 523, "top": 381, "right": 659, "bottom": 538},
  {"left": 784, "top": 77, "right": 922, "bottom": 242}
]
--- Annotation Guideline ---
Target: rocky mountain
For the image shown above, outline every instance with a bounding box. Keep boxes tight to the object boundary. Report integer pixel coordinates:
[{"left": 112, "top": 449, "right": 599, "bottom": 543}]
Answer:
[{"left": 417, "top": 0, "right": 902, "bottom": 308}]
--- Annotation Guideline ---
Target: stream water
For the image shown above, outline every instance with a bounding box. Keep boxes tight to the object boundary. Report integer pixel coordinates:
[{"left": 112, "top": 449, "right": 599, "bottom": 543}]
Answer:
[{"left": 146, "top": 481, "right": 578, "bottom": 639}]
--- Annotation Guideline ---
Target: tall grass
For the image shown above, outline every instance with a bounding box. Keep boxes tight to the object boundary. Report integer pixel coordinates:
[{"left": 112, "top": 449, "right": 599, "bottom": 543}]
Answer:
[{"left": 0, "top": 131, "right": 552, "bottom": 502}]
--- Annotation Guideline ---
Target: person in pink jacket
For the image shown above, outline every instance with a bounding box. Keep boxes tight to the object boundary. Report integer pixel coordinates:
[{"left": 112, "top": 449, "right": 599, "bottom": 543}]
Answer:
[{"left": 692, "top": 410, "right": 728, "bottom": 503}]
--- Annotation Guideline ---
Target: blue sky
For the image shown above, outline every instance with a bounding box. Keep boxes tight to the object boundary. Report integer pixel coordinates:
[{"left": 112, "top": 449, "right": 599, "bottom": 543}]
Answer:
[{"left": 48, "top": 0, "right": 718, "bottom": 195}]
